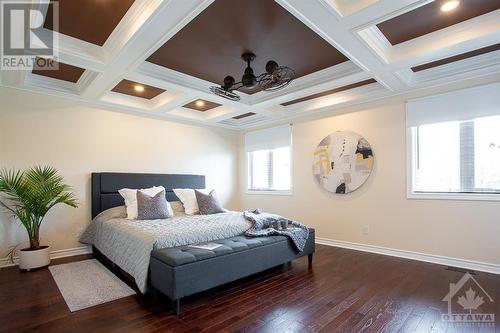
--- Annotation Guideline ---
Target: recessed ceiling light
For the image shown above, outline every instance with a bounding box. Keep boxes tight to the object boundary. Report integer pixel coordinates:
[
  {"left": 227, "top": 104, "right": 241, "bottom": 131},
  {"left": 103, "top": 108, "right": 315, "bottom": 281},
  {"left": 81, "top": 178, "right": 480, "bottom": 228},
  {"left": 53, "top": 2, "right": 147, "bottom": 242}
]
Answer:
[
  {"left": 195, "top": 100, "right": 205, "bottom": 107},
  {"left": 440, "top": 0, "right": 460, "bottom": 12},
  {"left": 134, "top": 85, "right": 145, "bottom": 92}
]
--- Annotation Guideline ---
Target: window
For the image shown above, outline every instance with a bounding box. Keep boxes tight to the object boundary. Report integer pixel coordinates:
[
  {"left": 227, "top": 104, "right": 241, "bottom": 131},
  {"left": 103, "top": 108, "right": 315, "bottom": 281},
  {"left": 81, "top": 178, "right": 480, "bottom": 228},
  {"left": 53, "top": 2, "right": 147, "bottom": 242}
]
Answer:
[
  {"left": 407, "top": 82, "right": 500, "bottom": 200},
  {"left": 246, "top": 125, "right": 292, "bottom": 193}
]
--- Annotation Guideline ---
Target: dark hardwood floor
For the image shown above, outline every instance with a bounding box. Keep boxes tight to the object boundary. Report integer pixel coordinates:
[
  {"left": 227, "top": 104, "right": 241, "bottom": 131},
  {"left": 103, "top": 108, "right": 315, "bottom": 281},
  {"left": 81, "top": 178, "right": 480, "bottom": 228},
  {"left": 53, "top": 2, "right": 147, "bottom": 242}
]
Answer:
[{"left": 0, "top": 245, "right": 499, "bottom": 333}]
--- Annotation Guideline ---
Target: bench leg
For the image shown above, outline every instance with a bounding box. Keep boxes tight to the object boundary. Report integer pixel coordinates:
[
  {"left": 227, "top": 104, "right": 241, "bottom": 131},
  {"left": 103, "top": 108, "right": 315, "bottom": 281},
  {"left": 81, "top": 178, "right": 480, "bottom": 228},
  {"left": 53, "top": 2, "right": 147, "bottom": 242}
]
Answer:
[
  {"left": 172, "top": 298, "right": 181, "bottom": 316},
  {"left": 308, "top": 253, "right": 313, "bottom": 267}
]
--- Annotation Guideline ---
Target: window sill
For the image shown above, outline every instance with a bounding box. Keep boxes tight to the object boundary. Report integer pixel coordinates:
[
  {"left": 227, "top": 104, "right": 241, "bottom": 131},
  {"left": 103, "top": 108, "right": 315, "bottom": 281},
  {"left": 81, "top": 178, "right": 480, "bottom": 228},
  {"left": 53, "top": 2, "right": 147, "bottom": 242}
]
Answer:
[
  {"left": 245, "top": 190, "right": 293, "bottom": 196},
  {"left": 407, "top": 191, "right": 500, "bottom": 202}
]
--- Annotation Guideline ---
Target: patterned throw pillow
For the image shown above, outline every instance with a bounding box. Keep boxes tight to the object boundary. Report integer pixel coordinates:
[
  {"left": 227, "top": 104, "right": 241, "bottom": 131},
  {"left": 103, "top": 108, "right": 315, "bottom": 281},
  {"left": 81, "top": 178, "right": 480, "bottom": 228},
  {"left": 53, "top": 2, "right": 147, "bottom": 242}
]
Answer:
[
  {"left": 118, "top": 186, "right": 166, "bottom": 219},
  {"left": 195, "top": 190, "right": 225, "bottom": 215},
  {"left": 136, "top": 189, "right": 172, "bottom": 220}
]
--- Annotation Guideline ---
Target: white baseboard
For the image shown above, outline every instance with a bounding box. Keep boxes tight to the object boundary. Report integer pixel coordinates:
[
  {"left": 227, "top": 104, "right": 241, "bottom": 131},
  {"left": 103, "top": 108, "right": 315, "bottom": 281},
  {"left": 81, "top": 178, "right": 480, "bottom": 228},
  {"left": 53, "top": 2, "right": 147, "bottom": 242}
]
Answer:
[
  {"left": 316, "top": 237, "right": 500, "bottom": 275},
  {"left": 0, "top": 246, "right": 93, "bottom": 268},
  {"left": 3, "top": 240, "right": 498, "bottom": 276}
]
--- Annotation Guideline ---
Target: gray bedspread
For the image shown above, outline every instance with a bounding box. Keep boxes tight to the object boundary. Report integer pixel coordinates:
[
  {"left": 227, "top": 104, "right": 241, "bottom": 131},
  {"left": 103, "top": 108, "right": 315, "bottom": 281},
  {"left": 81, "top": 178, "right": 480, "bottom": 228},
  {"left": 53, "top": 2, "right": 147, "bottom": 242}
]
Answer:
[
  {"left": 243, "top": 209, "right": 309, "bottom": 252},
  {"left": 80, "top": 206, "right": 252, "bottom": 293}
]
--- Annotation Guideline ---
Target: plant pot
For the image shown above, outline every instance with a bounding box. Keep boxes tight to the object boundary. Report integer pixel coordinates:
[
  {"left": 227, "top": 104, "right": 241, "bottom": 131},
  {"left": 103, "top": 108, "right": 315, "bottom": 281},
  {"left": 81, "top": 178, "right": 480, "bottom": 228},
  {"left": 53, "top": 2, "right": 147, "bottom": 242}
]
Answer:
[{"left": 19, "top": 246, "right": 50, "bottom": 271}]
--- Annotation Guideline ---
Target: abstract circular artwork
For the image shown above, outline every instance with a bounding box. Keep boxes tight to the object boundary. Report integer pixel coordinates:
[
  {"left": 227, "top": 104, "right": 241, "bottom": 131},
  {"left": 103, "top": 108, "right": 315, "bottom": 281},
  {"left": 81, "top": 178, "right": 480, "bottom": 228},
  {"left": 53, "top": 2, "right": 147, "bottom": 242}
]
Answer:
[{"left": 313, "top": 131, "right": 374, "bottom": 194}]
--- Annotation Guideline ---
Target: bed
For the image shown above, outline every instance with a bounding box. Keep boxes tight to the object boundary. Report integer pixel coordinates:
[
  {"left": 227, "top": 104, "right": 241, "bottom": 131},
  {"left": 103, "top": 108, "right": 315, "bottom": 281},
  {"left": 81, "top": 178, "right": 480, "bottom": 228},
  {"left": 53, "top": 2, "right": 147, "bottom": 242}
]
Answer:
[{"left": 82, "top": 172, "right": 315, "bottom": 314}]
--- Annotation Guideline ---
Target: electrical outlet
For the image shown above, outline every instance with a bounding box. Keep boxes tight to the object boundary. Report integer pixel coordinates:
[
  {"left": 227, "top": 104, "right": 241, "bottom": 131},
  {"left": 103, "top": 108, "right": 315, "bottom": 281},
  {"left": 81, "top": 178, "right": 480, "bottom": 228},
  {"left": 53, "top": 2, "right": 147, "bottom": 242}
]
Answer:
[{"left": 362, "top": 225, "right": 369, "bottom": 235}]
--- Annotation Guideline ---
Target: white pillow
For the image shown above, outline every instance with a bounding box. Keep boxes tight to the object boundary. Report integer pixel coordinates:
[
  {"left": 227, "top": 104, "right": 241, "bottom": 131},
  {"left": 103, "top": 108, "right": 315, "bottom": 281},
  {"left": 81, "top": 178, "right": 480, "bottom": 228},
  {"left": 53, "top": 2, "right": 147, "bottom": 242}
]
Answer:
[
  {"left": 173, "top": 188, "right": 209, "bottom": 215},
  {"left": 118, "top": 186, "right": 173, "bottom": 219}
]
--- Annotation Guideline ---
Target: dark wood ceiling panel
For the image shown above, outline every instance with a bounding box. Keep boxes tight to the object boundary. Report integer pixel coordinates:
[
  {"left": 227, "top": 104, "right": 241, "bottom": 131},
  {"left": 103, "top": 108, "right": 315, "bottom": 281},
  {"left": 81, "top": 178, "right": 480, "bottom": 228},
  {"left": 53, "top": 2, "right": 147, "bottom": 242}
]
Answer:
[
  {"left": 412, "top": 43, "right": 500, "bottom": 72},
  {"left": 112, "top": 80, "right": 165, "bottom": 100},
  {"left": 377, "top": 0, "right": 500, "bottom": 45},
  {"left": 232, "top": 112, "right": 256, "bottom": 120},
  {"left": 182, "top": 100, "right": 221, "bottom": 112},
  {"left": 147, "top": 0, "right": 348, "bottom": 94},
  {"left": 281, "top": 79, "right": 377, "bottom": 106},
  {"left": 32, "top": 58, "right": 85, "bottom": 83},
  {"left": 44, "top": 0, "right": 135, "bottom": 46}
]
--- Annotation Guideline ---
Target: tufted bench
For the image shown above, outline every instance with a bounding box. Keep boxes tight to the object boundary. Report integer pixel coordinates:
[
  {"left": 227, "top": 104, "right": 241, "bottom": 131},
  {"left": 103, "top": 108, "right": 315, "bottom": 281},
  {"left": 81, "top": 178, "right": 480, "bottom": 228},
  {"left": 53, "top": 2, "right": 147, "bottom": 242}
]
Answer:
[{"left": 149, "top": 229, "right": 315, "bottom": 314}]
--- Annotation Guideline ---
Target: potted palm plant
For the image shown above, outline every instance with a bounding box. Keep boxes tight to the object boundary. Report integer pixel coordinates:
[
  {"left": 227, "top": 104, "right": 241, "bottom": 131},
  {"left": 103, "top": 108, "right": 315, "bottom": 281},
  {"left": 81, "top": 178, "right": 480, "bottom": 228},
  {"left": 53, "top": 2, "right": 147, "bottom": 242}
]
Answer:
[{"left": 0, "top": 166, "right": 77, "bottom": 270}]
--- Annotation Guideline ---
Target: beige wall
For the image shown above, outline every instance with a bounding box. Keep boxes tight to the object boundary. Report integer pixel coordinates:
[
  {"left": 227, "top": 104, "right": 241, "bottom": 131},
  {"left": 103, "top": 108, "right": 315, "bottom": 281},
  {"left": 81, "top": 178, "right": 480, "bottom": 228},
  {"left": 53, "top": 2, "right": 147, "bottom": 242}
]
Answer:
[
  {"left": 0, "top": 87, "right": 239, "bottom": 258},
  {"left": 2, "top": 80, "right": 499, "bottom": 268},
  {"left": 239, "top": 99, "right": 500, "bottom": 266}
]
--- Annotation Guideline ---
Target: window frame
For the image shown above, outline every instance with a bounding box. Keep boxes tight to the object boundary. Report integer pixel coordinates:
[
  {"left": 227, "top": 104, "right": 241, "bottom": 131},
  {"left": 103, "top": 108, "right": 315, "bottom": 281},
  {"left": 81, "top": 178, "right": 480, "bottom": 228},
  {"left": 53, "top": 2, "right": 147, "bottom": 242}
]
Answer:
[
  {"left": 406, "top": 126, "right": 500, "bottom": 202},
  {"left": 246, "top": 132, "right": 293, "bottom": 196}
]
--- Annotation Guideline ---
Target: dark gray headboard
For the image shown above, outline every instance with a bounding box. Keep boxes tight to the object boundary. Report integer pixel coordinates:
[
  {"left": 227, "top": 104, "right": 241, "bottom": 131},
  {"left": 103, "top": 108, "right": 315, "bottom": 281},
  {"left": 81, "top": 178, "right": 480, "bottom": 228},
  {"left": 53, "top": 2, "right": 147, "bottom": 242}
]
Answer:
[{"left": 91, "top": 172, "right": 205, "bottom": 219}]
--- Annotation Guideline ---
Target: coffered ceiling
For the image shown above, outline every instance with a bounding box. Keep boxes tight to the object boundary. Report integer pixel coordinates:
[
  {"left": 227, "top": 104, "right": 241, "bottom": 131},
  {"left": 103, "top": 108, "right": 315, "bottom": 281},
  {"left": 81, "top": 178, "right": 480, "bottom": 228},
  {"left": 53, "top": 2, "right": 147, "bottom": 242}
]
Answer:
[
  {"left": 183, "top": 99, "right": 221, "bottom": 112},
  {"left": 281, "top": 79, "right": 378, "bottom": 106},
  {"left": 147, "top": 0, "right": 348, "bottom": 94},
  {"left": 32, "top": 59, "right": 85, "bottom": 83},
  {"left": 44, "top": 0, "right": 135, "bottom": 46},
  {"left": 112, "top": 79, "right": 166, "bottom": 100},
  {"left": 377, "top": 0, "right": 500, "bottom": 45},
  {"left": 411, "top": 42, "right": 500, "bottom": 72},
  {"left": 1, "top": 0, "right": 500, "bottom": 130}
]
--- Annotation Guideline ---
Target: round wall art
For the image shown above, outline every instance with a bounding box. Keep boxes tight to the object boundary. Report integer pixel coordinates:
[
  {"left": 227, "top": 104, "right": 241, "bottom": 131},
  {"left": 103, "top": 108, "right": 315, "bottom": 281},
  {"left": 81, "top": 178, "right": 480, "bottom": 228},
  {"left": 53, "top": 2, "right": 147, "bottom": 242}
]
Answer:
[{"left": 313, "top": 131, "right": 374, "bottom": 194}]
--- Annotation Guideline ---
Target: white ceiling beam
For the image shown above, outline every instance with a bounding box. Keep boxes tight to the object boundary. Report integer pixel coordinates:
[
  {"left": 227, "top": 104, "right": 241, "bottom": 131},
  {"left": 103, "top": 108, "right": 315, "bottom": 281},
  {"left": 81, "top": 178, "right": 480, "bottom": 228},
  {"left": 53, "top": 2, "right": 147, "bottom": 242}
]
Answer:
[
  {"left": 340, "top": 0, "right": 431, "bottom": 29},
  {"left": 130, "top": 62, "right": 253, "bottom": 107},
  {"left": 80, "top": 0, "right": 215, "bottom": 99},
  {"left": 388, "top": 11, "right": 500, "bottom": 67},
  {"left": 1, "top": 70, "right": 32, "bottom": 88},
  {"left": 405, "top": 51, "right": 500, "bottom": 88},
  {"left": 128, "top": 63, "right": 280, "bottom": 119},
  {"left": 282, "top": 82, "right": 387, "bottom": 113},
  {"left": 276, "top": 0, "right": 407, "bottom": 92},
  {"left": 49, "top": 31, "right": 106, "bottom": 72},
  {"left": 250, "top": 68, "right": 372, "bottom": 109},
  {"left": 328, "top": 0, "right": 379, "bottom": 18},
  {"left": 248, "top": 61, "right": 364, "bottom": 105}
]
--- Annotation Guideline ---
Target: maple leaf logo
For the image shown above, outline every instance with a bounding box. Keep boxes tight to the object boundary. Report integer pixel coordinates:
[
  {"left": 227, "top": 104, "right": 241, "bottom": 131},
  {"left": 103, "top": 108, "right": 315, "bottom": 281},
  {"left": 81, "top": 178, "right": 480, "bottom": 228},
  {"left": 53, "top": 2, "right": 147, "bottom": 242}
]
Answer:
[{"left": 457, "top": 288, "right": 484, "bottom": 313}]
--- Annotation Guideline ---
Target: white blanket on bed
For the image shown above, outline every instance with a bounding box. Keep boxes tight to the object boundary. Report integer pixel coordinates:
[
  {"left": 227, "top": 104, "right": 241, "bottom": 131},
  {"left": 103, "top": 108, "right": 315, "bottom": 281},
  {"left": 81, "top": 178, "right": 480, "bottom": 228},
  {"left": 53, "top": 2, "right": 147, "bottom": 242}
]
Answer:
[{"left": 79, "top": 206, "right": 252, "bottom": 293}]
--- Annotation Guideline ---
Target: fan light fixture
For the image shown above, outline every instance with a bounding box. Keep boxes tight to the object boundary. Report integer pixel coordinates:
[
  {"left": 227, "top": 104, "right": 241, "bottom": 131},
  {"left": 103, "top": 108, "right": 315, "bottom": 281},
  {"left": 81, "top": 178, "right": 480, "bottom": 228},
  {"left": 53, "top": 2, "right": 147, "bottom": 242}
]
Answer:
[
  {"left": 440, "top": 0, "right": 459, "bottom": 12},
  {"left": 210, "top": 52, "right": 295, "bottom": 102}
]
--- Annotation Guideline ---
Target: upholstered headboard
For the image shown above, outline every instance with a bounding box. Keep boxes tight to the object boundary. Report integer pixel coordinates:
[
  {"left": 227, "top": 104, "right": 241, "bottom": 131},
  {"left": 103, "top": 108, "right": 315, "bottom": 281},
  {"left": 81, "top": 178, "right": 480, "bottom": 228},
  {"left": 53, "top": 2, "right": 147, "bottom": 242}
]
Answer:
[{"left": 91, "top": 172, "right": 205, "bottom": 219}]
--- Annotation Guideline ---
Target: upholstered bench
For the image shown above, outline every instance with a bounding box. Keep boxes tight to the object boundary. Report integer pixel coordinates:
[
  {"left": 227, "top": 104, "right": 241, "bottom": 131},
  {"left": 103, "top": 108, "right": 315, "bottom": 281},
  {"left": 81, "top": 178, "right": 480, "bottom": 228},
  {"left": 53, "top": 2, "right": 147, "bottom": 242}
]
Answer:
[{"left": 149, "top": 229, "right": 315, "bottom": 314}]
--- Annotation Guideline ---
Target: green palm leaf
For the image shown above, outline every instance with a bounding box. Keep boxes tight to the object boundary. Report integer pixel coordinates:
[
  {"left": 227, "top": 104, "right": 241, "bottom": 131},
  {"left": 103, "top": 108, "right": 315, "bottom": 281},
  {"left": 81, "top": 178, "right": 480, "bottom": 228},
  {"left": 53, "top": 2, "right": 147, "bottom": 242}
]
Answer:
[{"left": 0, "top": 166, "right": 78, "bottom": 251}]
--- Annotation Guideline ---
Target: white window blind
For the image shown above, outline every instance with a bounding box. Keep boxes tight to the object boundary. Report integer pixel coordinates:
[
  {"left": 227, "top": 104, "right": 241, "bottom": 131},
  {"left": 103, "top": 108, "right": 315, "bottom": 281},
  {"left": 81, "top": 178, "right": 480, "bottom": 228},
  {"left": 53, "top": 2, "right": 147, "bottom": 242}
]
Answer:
[
  {"left": 407, "top": 82, "right": 500, "bottom": 200},
  {"left": 245, "top": 125, "right": 292, "bottom": 192},
  {"left": 245, "top": 125, "right": 292, "bottom": 152}
]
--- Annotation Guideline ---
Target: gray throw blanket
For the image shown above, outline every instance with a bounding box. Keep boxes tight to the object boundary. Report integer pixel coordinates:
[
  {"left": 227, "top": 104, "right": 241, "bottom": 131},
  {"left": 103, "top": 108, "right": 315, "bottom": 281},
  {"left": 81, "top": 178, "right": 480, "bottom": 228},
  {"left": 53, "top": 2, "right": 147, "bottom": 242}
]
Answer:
[{"left": 243, "top": 209, "right": 309, "bottom": 252}]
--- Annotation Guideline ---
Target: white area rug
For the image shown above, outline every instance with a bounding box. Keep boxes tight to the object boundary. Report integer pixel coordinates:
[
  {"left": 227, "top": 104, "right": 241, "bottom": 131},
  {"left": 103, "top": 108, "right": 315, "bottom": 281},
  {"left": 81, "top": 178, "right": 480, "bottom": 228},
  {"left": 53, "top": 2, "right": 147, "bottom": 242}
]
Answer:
[{"left": 49, "top": 259, "right": 135, "bottom": 312}]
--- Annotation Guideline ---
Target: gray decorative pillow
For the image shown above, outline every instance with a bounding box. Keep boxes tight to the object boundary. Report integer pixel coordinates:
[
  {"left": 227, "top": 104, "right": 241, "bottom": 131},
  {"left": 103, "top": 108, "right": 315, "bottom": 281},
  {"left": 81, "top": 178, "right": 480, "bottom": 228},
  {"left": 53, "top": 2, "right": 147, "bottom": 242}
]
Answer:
[
  {"left": 195, "top": 190, "right": 225, "bottom": 215},
  {"left": 136, "top": 190, "right": 172, "bottom": 220}
]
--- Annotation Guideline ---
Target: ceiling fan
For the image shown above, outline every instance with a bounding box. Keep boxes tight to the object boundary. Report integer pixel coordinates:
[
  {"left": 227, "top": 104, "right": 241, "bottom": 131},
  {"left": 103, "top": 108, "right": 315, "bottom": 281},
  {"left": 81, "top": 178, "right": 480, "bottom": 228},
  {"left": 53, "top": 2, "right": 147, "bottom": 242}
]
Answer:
[{"left": 210, "top": 52, "right": 295, "bottom": 102}]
